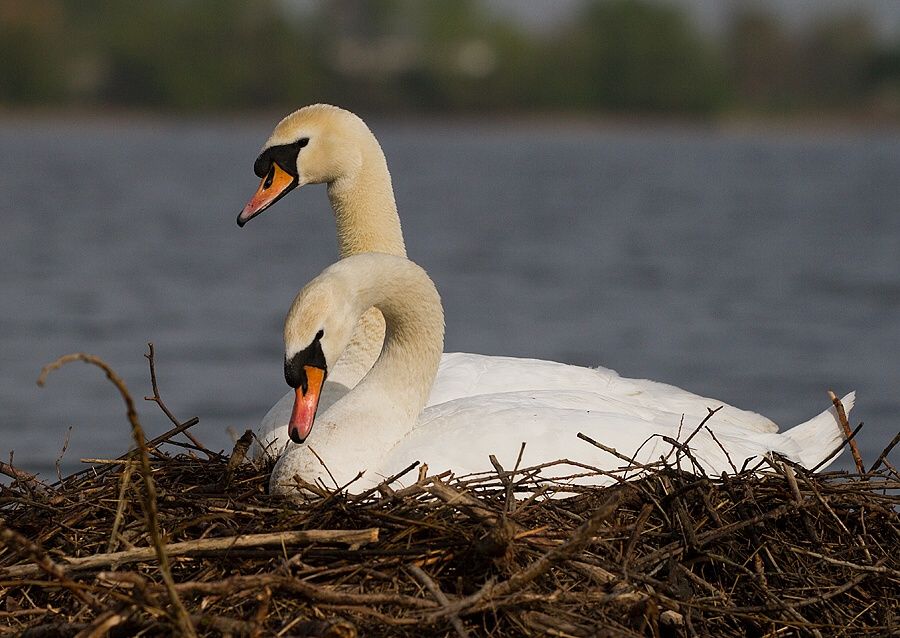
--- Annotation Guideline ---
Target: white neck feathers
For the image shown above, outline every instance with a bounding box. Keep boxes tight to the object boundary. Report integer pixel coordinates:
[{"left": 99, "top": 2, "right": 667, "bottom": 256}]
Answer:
[
  {"left": 326, "top": 132, "right": 406, "bottom": 258},
  {"left": 336, "top": 256, "right": 443, "bottom": 423}
]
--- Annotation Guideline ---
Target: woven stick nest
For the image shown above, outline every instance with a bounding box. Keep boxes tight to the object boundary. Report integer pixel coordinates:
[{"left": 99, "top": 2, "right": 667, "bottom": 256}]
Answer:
[{"left": 1, "top": 349, "right": 898, "bottom": 637}]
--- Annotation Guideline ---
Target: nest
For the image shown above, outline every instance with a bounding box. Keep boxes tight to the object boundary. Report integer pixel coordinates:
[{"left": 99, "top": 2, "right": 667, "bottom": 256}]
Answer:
[{"left": 1, "top": 351, "right": 899, "bottom": 637}]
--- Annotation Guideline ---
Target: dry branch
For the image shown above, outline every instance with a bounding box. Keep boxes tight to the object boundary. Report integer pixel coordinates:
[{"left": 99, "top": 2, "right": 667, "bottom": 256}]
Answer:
[
  {"left": 37, "top": 352, "right": 196, "bottom": 637},
  {"left": 2, "top": 529, "right": 379, "bottom": 578},
  {"left": 829, "top": 390, "right": 864, "bottom": 473},
  {"left": 409, "top": 564, "right": 469, "bottom": 638},
  {"left": 143, "top": 342, "right": 208, "bottom": 456},
  {"left": 0, "top": 461, "right": 49, "bottom": 496}
]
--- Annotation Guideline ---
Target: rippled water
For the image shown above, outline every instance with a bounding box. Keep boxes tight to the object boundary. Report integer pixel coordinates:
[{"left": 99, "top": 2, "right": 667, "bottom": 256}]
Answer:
[{"left": 1, "top": 116, "right": 897, "bottom": 477}]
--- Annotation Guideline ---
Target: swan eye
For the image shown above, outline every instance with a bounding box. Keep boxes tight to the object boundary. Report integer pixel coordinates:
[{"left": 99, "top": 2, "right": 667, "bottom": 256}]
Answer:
[
  {"left": 263, "top": 166, "right": 275, "bottom": 189},
  {"left": 315, "top": 329, "right": 324, "bottom": 340},
  {"left": 298, "top": 138, "right": 309, "bottom": 148}
]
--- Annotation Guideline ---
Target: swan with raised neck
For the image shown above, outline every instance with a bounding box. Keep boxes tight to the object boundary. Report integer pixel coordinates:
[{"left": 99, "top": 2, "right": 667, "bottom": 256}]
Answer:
[{"left": 239, "top": 104, "right": 405, "bottom": 409}]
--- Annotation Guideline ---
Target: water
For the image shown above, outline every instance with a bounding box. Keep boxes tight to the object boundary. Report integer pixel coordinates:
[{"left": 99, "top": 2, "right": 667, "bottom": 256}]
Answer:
[{"left": 1, "top": 116, "right": 897, "bottom": 478}]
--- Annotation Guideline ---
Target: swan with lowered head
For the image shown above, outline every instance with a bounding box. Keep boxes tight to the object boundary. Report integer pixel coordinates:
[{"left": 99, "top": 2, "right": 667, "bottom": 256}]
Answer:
[
  {"left": 270, "top": 253, "right": 853, "bottom": 495},
  {"left": 239, "top": 104, "right": 797, "bottom": 460}
]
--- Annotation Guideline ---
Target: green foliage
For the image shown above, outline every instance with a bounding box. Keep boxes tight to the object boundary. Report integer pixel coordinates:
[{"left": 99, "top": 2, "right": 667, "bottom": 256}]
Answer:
[
  {"left": 0, "top": 15, "right": 66, "bottom": 103},
  {"left": 63, "top": 0, "right": 322, "bottom": 110},
  {"left": 567, "top": 0, "right": 728, "bottom": 112},
  {"left": 0, "top": 0, "right": 895, "bottom": 116}
]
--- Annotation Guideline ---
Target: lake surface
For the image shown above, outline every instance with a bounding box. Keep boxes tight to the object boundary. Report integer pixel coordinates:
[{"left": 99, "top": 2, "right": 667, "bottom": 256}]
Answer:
[{"left": 1, "top": 115, "right": 897, "bottom": 478}]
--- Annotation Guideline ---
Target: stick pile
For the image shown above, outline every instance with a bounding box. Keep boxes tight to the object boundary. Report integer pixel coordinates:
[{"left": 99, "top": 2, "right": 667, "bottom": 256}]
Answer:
[{"left": 1, "top": 350, "right": 898, "bottom": 637}]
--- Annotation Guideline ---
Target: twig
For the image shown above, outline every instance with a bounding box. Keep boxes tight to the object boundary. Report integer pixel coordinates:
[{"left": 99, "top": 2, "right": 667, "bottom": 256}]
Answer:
[
  {"left": 409, "top": 564, "right": 469, "bottom": 638},
  {"left": 2, "top": 528, "right": 380, "bottom": 578},
  {"left": 310, "top": 470, "right": 367, "bottom": 511},
  {"left": 375, "top": 469, "right": 452, "bottom": 502},
  {"left": 171, "top": 573, "right": 438, "bottom": 609},
  {"left": 222, "top": 429, "right": 253, "bottom": 489},
  {"left": 577, "top": 432, "right": 642, "bottom": 467},
  {"left": 308, "top": 445, "right": 340, "bottom": 490},
  {"left": 351, "top": 460, "right": 420, "bottom": 503},
  {"left": 829, "top": 390, "right": 863, "bottom": 474},
  {"left": 143, "top": 342, "right": 208, "bottom": 455},
  {"left": 54, "top": 426, "right": 72, "bottom": 483},
  {"left": 427, "top": 478, "right": 499, "bottom": 525},
  {"left": 106, "top": 461, "right": 136, "bottom": 553},
  {"left": 779, "top": 461, "right": 818, "bottom": 543},
  {"left": 660, "top": 474, "right": 699, "bottom": 547},
  {"left": 37, "top": 352, "right": 196, "bottom": 637},
  {"left": 684, "top": 406, "right": 723, "bottom": 445},
  {"left": 623, "top": 502, "right": 654, "bottom": 567},
  {"left": 787, "top": 549, "right": 900, "bottom": 578},
  {"left": 503, "top": 442, "right": 527, "bottom": 515},
  {"left": 0, "top": 460, "right": 49, "bottom": 496},
  {"left": 141, "top": 416, "right": 205, "bottom": 454},
  {"left": 706, "top": 427, "right": 738, "bottom": 474},
  {"left": 660, "top": 434, "right": 708, "bottom": 478},
  {"left": 869, "top": 429, "right": 900, "bottom": 473},
  {"left": 809, "top": 421, "right": 864, "bottom": 473},
  {"left": 289, "top": 474, "right": 331, "bottom": 498},
  {"left": 797, "top": 471, "right": 852, "bottom": 537}
]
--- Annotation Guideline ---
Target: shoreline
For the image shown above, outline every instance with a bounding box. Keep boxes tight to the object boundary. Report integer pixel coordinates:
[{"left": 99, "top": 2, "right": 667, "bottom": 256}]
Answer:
[{"left": 2, "top": 105, "right": 899, "bottom": 136}]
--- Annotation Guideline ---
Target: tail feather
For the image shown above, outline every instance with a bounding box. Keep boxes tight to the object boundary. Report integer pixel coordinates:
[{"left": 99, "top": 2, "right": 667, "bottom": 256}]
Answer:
[{"left": 782, "top": 391, "right": 856, "bottom": 470}]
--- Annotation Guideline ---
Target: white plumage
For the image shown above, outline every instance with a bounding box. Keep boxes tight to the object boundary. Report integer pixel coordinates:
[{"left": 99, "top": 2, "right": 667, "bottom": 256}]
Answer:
[{"left": 268, "top": 254, "right": 853, "bottom": 495}]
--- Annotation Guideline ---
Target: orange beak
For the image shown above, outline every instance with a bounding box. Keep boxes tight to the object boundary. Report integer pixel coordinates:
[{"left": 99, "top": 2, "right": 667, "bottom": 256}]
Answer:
[
  {"left": 237, "top": 162, "right": 298, "bottom": 226},
  {"left": 288, "top": 366, "right": 326, "bottom": 444}
]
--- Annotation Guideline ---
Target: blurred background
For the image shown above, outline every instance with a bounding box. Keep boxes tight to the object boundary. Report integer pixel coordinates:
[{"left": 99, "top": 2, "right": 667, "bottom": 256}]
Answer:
[
  {"left": 3, "top": 0, "right": 900, "bottom": 116},
  {"left": 2, "top": 0, "right": 898, "bottom": 477}
]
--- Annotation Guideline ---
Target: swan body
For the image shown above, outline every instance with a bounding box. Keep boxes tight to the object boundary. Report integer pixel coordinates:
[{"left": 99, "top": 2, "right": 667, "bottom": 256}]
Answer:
[
  {"left": 256, "top": 351, "right": 785, "bottom": 459},
  {"left": 270, "top": 254, "right": 853, "bottom": 495}
]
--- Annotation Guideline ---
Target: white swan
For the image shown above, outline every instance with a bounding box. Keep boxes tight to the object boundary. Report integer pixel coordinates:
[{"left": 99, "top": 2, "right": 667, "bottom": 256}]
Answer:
[
  {"left": 238, "top": 104, "right": 797, "bottom": 459},
  {"left": 270, "top": 253, "right": 853, "bottom": 495}
]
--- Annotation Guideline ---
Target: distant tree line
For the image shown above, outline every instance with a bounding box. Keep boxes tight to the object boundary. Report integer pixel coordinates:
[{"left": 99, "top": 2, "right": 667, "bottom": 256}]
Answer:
[{"left": 1, "top": 0, "right": 899, "bottom": 117}]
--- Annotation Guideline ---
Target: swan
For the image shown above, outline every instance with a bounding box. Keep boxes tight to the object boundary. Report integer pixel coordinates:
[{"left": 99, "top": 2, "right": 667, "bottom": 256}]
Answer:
[
  {"left": 238, "top": 104, "right": 797, "bottom": 459},
  {"left": 270, "top": 253, "right": 853, "bottom": 495}
]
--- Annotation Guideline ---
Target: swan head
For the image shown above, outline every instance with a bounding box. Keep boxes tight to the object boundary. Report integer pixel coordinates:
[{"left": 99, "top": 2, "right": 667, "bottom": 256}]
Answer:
[
  {"left": 237, "top": 104, "right": 371, "bottom": 226},
  {"left": 282, "top": 270, "right": 358, "bottom": 444}
]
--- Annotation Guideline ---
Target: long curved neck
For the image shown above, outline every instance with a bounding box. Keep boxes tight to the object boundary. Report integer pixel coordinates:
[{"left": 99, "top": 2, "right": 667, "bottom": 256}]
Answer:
[
  {"left": 326, "top": 259, "right": 443, "bottom": 458},
  {"left": 326, "top": 139, "right": 406, "bottom": 258},
  {"left": 272, "top": 258, "right": 442, "bottom": 494},
  {"left": 321, "top": 131, "right": 406, "bottom": 390},
  {"left": 363, "top": 289, "right": 444, "bottom": 424}
]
